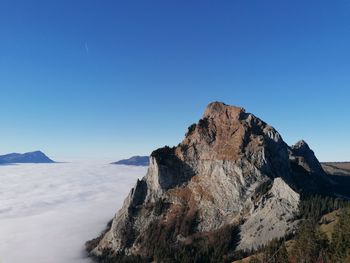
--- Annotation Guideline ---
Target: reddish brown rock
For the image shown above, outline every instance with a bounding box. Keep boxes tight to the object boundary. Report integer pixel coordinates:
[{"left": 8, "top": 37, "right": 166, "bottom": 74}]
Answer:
[{"left": 87, "top": 102, "right": 330, "bottom": 262}]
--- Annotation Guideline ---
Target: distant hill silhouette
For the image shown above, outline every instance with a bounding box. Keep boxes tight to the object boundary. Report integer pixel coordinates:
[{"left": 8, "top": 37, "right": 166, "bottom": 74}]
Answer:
[
  {"left": 111, "top": 156, "right": 149, "bottom": 166},
  {"left": 0, "top": 151, "right": 55, "bottom": 164}
]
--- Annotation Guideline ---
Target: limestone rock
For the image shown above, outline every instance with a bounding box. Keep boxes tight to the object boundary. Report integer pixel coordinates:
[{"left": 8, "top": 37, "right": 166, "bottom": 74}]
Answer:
[
  {"left": 289, "top": 140, "right": 334, "bottom": 193},
  {"left": 87, "top": 102, "right": 330, "bottom": 261}
]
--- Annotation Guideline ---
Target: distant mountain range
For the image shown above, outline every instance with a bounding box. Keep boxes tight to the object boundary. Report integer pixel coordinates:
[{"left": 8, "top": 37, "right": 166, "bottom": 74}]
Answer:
[
  {"left": 111, "top": 156, "right": 149, "bottom": 166},
  {"left": 0, "top": 151, "right": 55, "bottom": 164}
]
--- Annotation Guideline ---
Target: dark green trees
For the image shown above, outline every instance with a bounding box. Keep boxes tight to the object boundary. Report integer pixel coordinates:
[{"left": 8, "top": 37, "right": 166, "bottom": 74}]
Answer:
[
  {"left": 331, "top": 207, "right": 350, "bottom": 262},
  {"left": 290, "top": 220, "right": 330, "bottom": 263}
]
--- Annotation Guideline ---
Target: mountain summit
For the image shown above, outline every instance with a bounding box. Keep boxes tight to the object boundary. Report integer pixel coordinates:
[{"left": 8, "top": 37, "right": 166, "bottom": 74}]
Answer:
[
  {"left": 0, "top": 151, "right": 55, "bottom": 164},
  {"left": 86, "top": 102, "right": 330, "bottom": 262},
  {"left": 111, "top": 156, "right": 149, "bottom": 166}
]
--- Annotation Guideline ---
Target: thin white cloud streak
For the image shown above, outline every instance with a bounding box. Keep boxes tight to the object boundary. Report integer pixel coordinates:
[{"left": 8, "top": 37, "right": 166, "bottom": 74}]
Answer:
[{"left": 0, "top": 162, "right": 147, "bottom": 263}]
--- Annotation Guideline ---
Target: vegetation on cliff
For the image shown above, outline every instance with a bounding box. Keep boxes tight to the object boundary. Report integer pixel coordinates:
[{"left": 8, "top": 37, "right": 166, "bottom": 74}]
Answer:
[{"left": 245, "top": 195, "right": 350, "bottom": 263}]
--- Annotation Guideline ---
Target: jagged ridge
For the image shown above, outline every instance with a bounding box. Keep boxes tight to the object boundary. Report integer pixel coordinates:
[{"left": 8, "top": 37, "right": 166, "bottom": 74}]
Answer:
[{"left": 86, "top": 102, "right": 331, "bottom": 261}]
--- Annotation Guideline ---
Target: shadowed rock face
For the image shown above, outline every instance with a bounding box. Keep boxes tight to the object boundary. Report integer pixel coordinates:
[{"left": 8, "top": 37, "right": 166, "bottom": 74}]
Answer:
[
  {"left": 290, "top": 140, "right": 324, "bottom": 175},
  {"left": 87, "top": 102, "right": 329, "bottom": 260},
  {"left": 321, "top": 162, "right": 350, "bottom": 197},
  {"left": 289, "top": 140, "right": 333, "bottom": 193}
]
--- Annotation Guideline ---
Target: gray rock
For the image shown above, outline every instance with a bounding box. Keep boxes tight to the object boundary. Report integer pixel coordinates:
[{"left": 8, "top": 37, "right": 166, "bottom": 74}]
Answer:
[{"left": 87, "top": 102, "right": 329, "bottom": 260}]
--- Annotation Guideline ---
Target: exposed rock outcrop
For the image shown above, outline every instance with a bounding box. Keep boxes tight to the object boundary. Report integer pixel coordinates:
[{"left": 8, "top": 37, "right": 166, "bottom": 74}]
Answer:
[
  {"left": 289, "top": 140, "right": 334, "bottom": 193},
  {"left": 87, "top": 102, "right": 330, "bottom": 261}
]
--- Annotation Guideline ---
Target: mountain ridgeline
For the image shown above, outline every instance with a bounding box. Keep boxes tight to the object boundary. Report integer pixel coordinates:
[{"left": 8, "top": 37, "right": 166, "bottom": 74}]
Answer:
[
  {"left": 86, "top": 102, "right": 345, "bottom": 262},
  {"left": 0, "top": 151, "right": 55, "bottom": 164},
  {"left": 111, "top": 156, "right": 149, "bottom": 166}
]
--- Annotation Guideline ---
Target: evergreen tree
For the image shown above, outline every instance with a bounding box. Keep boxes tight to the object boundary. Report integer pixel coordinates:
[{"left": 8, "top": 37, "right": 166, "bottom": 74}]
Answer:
[
  {"left": 331, "top": 207, "right": 350, "bottom": 262},
  {"left": 290, "top": 220, "right": 330, "bottom": 263}
]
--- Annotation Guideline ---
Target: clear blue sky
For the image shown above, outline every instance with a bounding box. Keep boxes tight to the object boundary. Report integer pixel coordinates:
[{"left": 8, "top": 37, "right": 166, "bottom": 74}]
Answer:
[{"left": 0, "top": 0, "right": 349, "bottom": 161}]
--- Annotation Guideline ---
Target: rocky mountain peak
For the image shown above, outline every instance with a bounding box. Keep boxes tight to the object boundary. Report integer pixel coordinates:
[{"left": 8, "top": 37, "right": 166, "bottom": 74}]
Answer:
[
  {"left": 290, "top": 139, "right": 324, "bottom": 174},
  {"left": 87, "top": 102, "right": 332, "bottom": 262},
  {"left": 289, "top": 139, "right": 330, "bottom": 193},
  {"left": 178, "top": 102, "right": 286, "bottom": 166},
  {"left": 203, "top": 101, "right": 245, "bottom": 120},
  {"left": 291, "top": 139, "right": 310, "bottom": 152}
]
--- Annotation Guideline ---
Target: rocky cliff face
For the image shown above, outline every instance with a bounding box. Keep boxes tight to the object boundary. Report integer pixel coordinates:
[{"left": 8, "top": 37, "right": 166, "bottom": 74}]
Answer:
[
  {"left": 87, "top": 102, "right": 330, "bottom": 261},
  {"left": 289, "top": 140, "right": 334, "bottom": 193}
]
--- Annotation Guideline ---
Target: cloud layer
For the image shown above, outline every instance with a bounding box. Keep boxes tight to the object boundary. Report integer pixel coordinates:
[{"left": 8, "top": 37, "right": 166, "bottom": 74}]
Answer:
[{"left": 0, "top": 162, "right": 147, "bottom": 263}]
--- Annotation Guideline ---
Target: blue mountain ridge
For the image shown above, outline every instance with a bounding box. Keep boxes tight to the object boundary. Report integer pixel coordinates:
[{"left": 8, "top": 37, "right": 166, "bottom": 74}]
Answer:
[
  {"left": 0, "top": 151, "right": 55, "bottom": 164},
  {"left": 111, "top": 156, "right": 149, "bottom": 166}
]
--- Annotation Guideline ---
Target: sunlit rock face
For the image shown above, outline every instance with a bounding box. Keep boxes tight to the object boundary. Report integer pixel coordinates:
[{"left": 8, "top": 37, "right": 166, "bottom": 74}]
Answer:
[{"left": 87, "top": 102, "right": 328, "bottom": 260}]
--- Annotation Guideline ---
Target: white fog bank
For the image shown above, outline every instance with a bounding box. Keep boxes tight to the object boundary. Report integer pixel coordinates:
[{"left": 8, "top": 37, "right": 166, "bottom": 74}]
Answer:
[{"left": 0, "top": 161, "right": 147, "bottom": 263}]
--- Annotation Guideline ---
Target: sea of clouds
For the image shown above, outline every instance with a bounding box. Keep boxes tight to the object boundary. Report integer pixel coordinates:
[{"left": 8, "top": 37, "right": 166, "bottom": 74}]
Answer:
[{"left": 0, "top": 161, "right": 147, "bottom": 263}]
